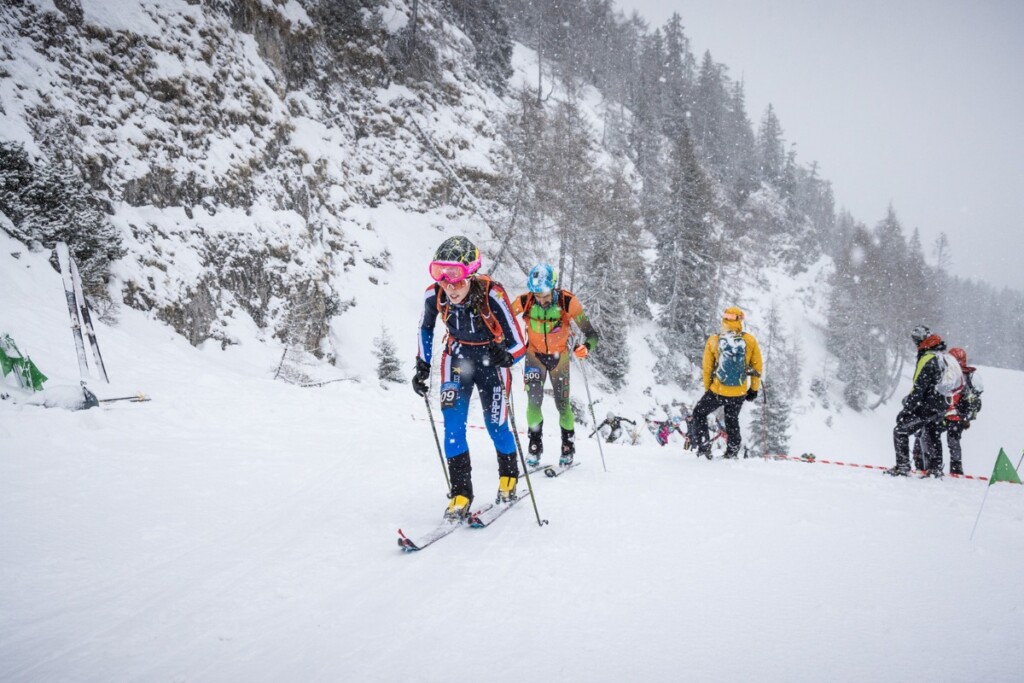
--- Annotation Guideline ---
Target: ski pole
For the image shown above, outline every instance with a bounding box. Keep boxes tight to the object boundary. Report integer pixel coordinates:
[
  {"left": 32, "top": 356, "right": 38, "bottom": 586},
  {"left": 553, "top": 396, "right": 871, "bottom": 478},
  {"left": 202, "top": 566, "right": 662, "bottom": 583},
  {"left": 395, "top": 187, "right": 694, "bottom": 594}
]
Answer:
[
  {"left": 423, "top": 393, "right": 451, "bottom": 492},
  {"left": 761, "top": 379, "right": 769, "bottom": 460},
  {"left": 575, "top": 355, "right": 608, "bottom": 473},
  {"left": 969, "top": 483, "right": 993, "bottom": 541},
  {"left": 98, "top": 393, "right": 150, "bottom": 403},
  {"left": 503, "top": 367, "right": 547, "bottom": 526}
]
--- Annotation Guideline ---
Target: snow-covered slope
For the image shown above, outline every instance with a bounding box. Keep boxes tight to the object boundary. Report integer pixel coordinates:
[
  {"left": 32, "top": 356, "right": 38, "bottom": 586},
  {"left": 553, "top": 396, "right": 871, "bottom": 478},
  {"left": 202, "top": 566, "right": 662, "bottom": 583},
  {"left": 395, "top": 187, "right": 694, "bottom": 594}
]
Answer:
[{"left": 3, "top": 208, "right": 1024, "bottom": 683}]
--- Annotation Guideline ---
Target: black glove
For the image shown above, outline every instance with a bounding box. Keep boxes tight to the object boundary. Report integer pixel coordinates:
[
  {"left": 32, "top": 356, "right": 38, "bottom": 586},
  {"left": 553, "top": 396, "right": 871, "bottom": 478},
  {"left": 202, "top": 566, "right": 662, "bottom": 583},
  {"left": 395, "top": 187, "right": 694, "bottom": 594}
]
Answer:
[
  {"left": 745, "top": 389, "right": 758, "bottom": 402},
  {"left": 412, "top": 357, "right": 430, "bottom": 396},
  {"left": 489, "top": 344, "right": 515, "bottom": 368}
]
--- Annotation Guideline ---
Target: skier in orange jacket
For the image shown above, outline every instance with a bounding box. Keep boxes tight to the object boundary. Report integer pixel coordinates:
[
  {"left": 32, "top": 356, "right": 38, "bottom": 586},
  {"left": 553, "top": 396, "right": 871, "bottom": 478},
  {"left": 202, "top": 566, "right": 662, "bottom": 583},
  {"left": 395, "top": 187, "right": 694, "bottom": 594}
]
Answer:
[{"left": 511, "top": 263, "right": 598, "bottom": 467}]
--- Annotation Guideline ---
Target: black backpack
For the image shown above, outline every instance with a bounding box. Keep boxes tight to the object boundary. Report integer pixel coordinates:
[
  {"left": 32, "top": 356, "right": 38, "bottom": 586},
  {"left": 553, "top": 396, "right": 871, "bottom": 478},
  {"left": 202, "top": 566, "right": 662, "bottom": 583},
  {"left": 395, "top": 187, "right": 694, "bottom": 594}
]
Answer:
[{"left": 957, "top": 373, "right": 983, "bottom": 422}]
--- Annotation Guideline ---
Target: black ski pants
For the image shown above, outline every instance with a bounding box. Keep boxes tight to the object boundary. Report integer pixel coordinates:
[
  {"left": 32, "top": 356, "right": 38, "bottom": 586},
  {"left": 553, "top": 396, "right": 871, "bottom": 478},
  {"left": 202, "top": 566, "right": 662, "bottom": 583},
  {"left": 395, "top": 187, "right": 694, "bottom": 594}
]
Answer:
[
  {"left": 692, "top": 391, "right": 745, "bottom": 456},
  {"left": 894, "top": 406, "right": 943, "bottom": 470},
  {"left": 913, "top": 421, "right": 964, "bottom": 473},
  {"left": 946, "top": 422, "right": 964, "bottom": 472}
]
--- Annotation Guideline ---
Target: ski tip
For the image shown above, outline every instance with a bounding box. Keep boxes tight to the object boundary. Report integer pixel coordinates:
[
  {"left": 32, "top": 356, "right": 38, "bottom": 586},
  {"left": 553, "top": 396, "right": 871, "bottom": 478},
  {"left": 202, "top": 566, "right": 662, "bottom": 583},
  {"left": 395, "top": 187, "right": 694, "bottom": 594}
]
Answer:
[{"left": 397, "top": 529, "right": 420, "bottom": 552}]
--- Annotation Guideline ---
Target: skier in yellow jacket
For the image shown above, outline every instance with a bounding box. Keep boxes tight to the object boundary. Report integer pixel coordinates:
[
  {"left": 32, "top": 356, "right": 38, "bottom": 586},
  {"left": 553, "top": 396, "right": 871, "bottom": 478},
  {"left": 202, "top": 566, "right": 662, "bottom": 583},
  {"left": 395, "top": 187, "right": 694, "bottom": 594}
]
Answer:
[{"left": 691, "top": 306, "right": 763, "bottom": 459}]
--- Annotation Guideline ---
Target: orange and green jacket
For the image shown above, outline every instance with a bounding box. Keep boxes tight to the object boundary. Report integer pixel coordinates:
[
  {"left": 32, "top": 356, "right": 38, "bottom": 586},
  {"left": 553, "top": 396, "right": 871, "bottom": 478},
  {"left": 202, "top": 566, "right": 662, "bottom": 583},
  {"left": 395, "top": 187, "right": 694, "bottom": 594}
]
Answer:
[
  {"left": 511, "top": 290, "right": 598, "bottom": 356},
  {"left": 702, "top": 330, "right": 763, "bottom": 398}
]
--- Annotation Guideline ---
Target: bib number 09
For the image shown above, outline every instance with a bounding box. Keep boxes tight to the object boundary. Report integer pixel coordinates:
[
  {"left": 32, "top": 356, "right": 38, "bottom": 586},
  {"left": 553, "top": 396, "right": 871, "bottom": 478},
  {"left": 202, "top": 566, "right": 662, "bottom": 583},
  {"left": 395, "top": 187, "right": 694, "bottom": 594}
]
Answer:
[{"left": 440, "top": 382, "right": 460, "bottom": 409}]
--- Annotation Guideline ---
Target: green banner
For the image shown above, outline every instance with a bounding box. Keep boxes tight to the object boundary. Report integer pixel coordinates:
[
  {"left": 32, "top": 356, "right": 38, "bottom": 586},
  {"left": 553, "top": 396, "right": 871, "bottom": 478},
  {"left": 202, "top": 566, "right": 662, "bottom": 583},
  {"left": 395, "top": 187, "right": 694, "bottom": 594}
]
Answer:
[
  {"left": 989, "top": 448, "right": 1022, "bottom": 486},
  {"left": 23, "top": 357, "right": 48, "bottom": 391},
  {"left": 0, "top": 344, "right": 14, "bottom": 376},
  {"left": 0, "top": 334, "right": 47, "bottom": 391}
]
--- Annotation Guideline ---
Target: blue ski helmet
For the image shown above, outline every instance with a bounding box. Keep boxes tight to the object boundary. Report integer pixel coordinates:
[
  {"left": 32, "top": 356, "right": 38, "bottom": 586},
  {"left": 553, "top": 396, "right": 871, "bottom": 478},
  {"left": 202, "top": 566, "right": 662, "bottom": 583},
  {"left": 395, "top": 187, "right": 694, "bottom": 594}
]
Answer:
[{"left": 527, "top": 263, "right": 557, "bottom": 293}]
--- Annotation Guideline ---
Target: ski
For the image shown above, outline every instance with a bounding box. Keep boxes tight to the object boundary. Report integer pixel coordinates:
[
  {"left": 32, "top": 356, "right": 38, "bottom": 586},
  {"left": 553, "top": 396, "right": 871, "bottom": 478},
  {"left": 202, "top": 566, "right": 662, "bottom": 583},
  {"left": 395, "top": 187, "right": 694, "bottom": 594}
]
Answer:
[
  {"left": 69, "top": 252, "right": 109, "bottom": 382},
  {"left": 399, "top": 467, "right": 551, "bottom": 550},
  {"left": 468, "top": 491, "right": 531, "bottom": 528},
  {"left": 55, "top": 242, "right": 90, "bottom": 379},
  {"left": 398, "top": 490, "right": 534, "bottom": 548},
  {"left": 397, "top": 498, "right": 502, "bottom": 551},
  {"left": 522, "top": 462, "right": 547, "bottom": 475},
  {"left": 543, "top": 462, "right": 579, "bottom": 478},
  {"left": 397, "top": 520, "right": 464, "bottom": 552}
]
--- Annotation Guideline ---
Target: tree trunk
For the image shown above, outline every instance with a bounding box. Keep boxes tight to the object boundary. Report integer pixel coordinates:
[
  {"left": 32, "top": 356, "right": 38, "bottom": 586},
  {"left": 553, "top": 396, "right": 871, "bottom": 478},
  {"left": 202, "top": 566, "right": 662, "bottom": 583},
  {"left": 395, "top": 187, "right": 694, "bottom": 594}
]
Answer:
[{"left": 408, "top": 0, "right": 419, "bottom": 58}]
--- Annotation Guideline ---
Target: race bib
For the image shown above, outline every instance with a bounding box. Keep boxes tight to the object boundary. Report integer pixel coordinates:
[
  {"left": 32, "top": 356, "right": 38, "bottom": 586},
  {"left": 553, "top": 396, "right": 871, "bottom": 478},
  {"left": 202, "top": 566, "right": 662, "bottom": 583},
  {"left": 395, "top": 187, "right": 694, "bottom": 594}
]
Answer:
[{"left": 439, "top": 381, "right": 460, "bottom": 409}]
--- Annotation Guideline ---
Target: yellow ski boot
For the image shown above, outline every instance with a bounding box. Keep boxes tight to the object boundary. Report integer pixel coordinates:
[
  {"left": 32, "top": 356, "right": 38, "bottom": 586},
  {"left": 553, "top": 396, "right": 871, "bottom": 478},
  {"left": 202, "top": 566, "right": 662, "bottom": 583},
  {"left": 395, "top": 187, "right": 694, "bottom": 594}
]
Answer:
[
  {"left": 444, "top": 495, "right": 472, "bottom": 523},
  {"left": 497, "top": 476, "right": 518, "bottom": 504}
]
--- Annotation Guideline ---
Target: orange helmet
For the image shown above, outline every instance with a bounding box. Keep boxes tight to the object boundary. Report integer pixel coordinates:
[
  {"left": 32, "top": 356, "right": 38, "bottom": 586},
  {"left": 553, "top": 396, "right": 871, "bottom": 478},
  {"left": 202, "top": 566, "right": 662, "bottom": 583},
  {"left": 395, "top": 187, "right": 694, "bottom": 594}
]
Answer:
[{"left": 949, "top": 347, "right": 968, "bottom": 367}]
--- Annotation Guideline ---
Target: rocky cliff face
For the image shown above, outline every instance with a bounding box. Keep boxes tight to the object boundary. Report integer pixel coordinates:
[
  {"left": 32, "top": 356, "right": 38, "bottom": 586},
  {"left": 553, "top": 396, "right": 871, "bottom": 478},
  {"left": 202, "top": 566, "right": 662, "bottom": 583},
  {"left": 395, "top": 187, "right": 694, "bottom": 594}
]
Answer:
[{"left": 0, "top": 0, "right": 509, "bottom": 357}]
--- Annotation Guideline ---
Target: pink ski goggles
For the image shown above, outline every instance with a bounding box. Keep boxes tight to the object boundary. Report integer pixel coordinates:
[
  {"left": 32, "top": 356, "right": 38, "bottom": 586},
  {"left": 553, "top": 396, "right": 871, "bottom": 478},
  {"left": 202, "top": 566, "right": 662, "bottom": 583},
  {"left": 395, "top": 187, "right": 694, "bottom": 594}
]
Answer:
[{"left": 429, "top": 259, "right": 480, "bottom": 284}]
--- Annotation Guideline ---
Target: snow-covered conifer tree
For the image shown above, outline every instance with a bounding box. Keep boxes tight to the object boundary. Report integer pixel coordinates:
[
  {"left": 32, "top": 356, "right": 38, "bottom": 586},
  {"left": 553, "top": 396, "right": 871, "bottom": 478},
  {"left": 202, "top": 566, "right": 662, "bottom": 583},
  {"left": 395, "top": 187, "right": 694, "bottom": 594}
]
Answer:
[
  {"left": 756, "top": 104, "right": 786, "bottom": 189},
  {"left": 582, "top": 166, "right": 641, "bottom": 391},
  {"left": 750, "top": 302, "right": 798, "bottom": 457},
  {"left": 4, "top": 151, "right": 123, "bottom": 297},
  {"left": 374, "top": 326, "right": 405, "bottom": 386},
  {"left": 653, "top": 125, "right": 719, "bottom": 363}
]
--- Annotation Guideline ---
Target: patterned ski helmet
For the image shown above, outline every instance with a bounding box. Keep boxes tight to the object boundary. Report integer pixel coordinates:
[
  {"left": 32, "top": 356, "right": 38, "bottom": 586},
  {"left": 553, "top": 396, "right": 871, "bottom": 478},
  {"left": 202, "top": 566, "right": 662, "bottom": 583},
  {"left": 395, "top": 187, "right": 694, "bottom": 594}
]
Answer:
[
  {"left": 528, "top": 263, "right": 558, "bottom": 293},
  {"left": 433, "top": 236, "right": 481, "bottom": 269},
  {"left": 911, "top": 324, "right": 931, "bottom": 344}
]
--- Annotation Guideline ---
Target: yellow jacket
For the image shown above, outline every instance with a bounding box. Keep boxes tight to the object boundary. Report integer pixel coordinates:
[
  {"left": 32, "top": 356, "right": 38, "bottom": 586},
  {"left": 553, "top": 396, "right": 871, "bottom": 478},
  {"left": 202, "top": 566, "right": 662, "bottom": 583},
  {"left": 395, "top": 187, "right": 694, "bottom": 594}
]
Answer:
[{"left": 702, "top": 330, "right": 763, "bottom": 397}]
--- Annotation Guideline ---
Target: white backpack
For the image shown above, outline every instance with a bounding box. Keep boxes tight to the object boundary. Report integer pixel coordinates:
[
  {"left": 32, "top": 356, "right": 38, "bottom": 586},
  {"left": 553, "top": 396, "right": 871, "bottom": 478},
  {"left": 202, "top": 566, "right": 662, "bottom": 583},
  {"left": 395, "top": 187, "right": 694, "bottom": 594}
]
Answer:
[{"left": 933, "top": 351, "right": 964, "bottom": 398}]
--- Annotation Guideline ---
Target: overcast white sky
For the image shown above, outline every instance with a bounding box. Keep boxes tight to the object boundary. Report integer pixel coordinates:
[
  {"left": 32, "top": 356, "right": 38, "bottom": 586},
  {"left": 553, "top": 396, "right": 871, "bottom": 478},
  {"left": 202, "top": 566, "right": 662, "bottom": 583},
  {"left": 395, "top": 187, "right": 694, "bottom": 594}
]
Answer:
[{"left": 615, "top": 0, "right": 1024, "bottom": 291}]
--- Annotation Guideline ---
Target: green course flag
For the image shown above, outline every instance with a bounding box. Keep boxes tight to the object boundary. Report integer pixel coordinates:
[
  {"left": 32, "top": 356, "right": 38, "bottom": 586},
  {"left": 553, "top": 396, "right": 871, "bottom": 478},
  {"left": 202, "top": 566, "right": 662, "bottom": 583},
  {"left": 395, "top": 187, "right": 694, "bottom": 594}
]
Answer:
[
  {"left": 0, "top": 334, "right": 48, "bottom": 391},
  {"left": 971, "top": 448, "right": 1023, "bottom": 540},
  {"left": 989, "top": 448, "right": 1022, "bottom": 486},
  {"left": 19, "top": 356, "right": 48, "bottom": 391},
  {"left": 0, "top": 342, "right": 14, "bottom": 376}
]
